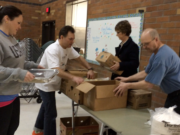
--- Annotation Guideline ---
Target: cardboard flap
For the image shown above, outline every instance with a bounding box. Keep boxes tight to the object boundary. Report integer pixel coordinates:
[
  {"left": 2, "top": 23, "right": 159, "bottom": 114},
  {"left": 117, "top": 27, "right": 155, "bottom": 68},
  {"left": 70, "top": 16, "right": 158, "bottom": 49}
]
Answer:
[
  {"left": 96, "top": 85, "right": 116, "bottom": 98},
  {"left": 75, "top": 82, "right": 95, "bottom": 94},
  {"left": 114, "top": 56, "right": 121, "bottom": 62},
  {"left": 131, "top": 89, "right": 151, "bottom": 95}
]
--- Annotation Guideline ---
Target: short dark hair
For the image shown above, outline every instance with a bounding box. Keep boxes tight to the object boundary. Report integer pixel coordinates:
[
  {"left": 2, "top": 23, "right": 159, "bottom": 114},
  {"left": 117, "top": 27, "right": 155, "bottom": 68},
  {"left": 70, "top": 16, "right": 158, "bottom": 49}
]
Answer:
[
  {"left": 0, "top": 5, "right": 22, "bottom": 24},
  {"left": 59, "top": 25, "right": 75, "bottom": 39},
  {"left": 115, "top": 20, "right": 131, "bottom": 36}
]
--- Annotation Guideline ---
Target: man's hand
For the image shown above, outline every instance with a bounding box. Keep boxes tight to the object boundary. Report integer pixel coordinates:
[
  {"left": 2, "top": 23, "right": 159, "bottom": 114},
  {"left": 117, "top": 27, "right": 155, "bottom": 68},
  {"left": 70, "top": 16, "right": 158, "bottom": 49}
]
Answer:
[
  {"left": 110, "top": 61, "right": 120, "bottom": 71},
  {"left": 113, "top": 82, "right": 129, "bottom": 97},
  {"left": 87, "top": 70, "right": 95, "bottom": 79},
  {"left": 72, "top": 76, "right": 84, "bottom": 85},
  {"left": 37, "top": 65, "right": 45, "bottom": 69},
  {"left": 115, "top": 77, "right": 128, "bottom": 82},
  {"left": 24, "top": 72, "right": 35, "bottom": 82}
]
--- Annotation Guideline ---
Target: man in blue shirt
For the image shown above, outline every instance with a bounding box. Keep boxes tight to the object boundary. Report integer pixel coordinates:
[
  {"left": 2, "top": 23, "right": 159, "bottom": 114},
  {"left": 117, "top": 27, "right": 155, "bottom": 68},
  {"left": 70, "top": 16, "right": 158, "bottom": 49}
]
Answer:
[{"left": 114, "top": 28, "right": 180, "bottom": 113}]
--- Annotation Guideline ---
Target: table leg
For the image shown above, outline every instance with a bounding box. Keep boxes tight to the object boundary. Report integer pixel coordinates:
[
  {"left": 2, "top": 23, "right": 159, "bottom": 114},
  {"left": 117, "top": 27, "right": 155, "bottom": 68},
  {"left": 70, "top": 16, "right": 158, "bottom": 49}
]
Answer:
[
  {"left": 99, "top": 122, "right": 104, "bottom": 135},
  {"left": 72, "top": 100, "right": 75, "bottom": 135}
]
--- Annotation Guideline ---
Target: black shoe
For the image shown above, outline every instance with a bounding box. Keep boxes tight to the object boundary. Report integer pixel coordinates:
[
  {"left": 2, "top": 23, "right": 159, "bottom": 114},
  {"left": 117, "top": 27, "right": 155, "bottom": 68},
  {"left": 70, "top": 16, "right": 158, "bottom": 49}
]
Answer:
[{"left": 103, "top": 129, "right": 117, "bottom": 135}]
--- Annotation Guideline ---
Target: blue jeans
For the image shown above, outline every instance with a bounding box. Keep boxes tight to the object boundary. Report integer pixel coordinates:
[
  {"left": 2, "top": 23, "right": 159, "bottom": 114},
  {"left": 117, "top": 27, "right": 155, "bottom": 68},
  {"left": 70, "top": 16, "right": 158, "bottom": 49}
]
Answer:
[
  {"left": 34, "top": 90, "right": 57, "bottom": 135},
  {"left": 164, "top": 90, "right": 180, "bottom": 114}
]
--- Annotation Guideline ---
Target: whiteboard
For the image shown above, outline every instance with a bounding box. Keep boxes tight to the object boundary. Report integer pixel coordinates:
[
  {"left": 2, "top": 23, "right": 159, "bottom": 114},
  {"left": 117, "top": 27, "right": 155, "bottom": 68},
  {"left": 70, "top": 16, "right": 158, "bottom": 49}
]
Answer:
[{"left": 85, "top": 13, "right": 144, "bottom": 65}]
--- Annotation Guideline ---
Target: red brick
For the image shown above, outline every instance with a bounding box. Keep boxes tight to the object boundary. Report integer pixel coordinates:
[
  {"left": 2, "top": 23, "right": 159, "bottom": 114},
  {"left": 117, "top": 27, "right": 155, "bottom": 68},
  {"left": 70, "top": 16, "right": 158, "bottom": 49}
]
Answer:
[
  {"left": 174, "top": 35, "right": 180, "bottom": 40},
  {"left": 167, "top": 41, "right": 180, "bottom": 46},
  {"left": 168, "top": 28, "right": 180, "bottom": 34},
  {"left": 150, "top": 11, "right": 163, "bottom": 17},
  {"left": 144, "top": 13, "right": 151, "bottom": 18},
  {"left": 121, "top": 4, "right": 132, "bottom": 10},
  {"left": 164, "top": 0, "right": 178, "bottom": 3},
  {"left": 162, "top": 22, "right": 177, "bottom": 28},
  {"left": 152, "top": 0, "right": 164, "bottom": 5},
  {"left": 170, "top": 2, "right": 180, "bottom": 8},
  {"left": 156, "top": 29, "right": 167, "bottom": 34},
  {"left": 144, "top": 18, "right": 156, "bottom": 23},
  {"left": 163, "top": 9, "right": 177, "bottom": 16},
  {"left": 157, "top": 4, "right": 170, "bottom": 10},
  {"left": 170, "top": 16, "right": 180, "bottom": 21},
  {"left": 128, "top": 9, "right": 136, "bottom": 14},
  {"left": 156, "top": 16, "right": 169, "bottom": 22},
  {"left": 132, "top": 3, "right": 142, "bottom": 8},
  {"left": 146, "top": 6, "right": 157, "bottom": 12},
  {"left": 160, "top": 34, "right": 174, "bottom": 40},
  {"left": 144, "top": 23, "right": 162, "bottom": 28},
  {"left": 140, "top": 55, "right": 150, "bottom": 61},
  {"left": 141, "top": 1, "right": 152, "bottom": 7}
]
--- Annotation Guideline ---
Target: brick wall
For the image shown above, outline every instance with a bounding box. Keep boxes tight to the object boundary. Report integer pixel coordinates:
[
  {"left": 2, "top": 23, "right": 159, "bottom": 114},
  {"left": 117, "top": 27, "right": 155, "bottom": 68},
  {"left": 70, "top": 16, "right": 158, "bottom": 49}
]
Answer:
[
  {"left": 40, "top": 0, "right": 66, "bottom": 42},
  {"left": 0, "top": 1, "right": 41, "bottom": 43}
]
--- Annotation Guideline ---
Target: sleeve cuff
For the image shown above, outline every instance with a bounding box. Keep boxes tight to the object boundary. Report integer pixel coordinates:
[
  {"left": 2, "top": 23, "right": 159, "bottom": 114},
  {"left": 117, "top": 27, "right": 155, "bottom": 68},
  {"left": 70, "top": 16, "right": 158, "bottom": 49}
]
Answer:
[{"left": 19, "top": 70, "right": 28, "bottom": 81}]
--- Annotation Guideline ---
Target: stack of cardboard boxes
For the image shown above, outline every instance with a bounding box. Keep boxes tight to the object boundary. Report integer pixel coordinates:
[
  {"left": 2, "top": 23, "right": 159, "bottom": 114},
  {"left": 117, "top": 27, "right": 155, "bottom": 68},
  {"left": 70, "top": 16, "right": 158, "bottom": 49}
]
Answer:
[
  {"left": 128, "top": 89, "right": 152, "bottom": 109},
  {"left": 60, "top": 70, "right": 127, "bottom": 111},
  {"left": 60, "top": 52, "right": 152, "bottom": 111}
]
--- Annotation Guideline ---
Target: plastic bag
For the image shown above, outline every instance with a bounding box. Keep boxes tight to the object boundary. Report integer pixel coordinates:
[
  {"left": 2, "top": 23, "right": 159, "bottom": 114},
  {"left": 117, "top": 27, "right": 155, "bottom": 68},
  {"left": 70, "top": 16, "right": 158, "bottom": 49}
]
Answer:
[{"left": 147, "top": 106, "right": 180, "bottom": 135}]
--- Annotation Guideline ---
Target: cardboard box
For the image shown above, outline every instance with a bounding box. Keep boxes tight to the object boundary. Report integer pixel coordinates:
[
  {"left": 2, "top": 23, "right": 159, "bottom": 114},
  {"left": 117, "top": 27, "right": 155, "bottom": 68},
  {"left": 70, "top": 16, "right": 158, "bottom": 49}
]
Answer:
[
  {"left": 60, "top": 70, "right": 98, "bottom": 95},
  {"left": 61, "top": 80, "right": 127, "bottom": 111},
  {"left": 81, "top": 80, "right": 127, "bottom": 111},
  {"left": 67, "top": 70, "right": 98, "bottom": 78},
  {"left": 127, "top": 89, "right": 152, "bottom": 109},
  {"left": 96, "top": 51, "right": 123, "bottom": 75},
  {"left": 60, "top": 116, "right": 99, "bottom": 135}
]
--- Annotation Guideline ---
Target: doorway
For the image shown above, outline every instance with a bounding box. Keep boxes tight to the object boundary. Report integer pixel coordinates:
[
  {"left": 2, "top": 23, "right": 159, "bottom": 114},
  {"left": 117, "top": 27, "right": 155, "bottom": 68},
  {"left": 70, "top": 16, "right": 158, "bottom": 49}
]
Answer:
[{"left": 42, "top": 20, "right": 55, "bottom": 45}]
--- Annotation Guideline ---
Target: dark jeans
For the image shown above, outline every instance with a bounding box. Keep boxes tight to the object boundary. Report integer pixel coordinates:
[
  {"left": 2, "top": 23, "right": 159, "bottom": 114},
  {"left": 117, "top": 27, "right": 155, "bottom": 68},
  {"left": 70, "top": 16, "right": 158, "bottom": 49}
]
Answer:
[
  {"left": 0, "top": 97, "right": 20, "bottom": 135},
  {"left": 164, "top": 90, "right": 180, "bottom": 114},
  {"left": 34, "top": 90, "right": 57, "bottom": 135}
]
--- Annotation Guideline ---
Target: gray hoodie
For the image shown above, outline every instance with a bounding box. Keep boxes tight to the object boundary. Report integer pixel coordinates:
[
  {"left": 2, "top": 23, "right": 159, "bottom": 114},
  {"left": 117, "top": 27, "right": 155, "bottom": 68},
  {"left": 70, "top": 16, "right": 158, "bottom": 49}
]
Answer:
[{"left": 0, "top": 31, "right": 38, "bottom": 95}]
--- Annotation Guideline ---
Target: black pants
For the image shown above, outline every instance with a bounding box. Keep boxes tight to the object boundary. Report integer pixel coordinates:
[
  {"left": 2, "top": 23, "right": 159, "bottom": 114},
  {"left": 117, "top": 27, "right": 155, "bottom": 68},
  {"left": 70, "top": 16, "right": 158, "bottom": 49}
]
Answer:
[
  {"left": 0, "top": 97, "right": 20, "bottom": 135},
  {"left": 164, "top": 90, "right": 180, "bottom": 114}
]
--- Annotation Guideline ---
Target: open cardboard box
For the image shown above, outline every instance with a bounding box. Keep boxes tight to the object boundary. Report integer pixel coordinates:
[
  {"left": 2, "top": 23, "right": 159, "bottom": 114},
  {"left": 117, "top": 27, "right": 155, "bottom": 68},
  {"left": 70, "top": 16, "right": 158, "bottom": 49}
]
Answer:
[
  {"left": 128, "top": 89, "right": 152, "bottom": 109},
  {"left": 60, "top": 116, "right": 99, "bottom": 135},
  {"left": 96, "top": 51, "right": 123, "bottom": 75},
  {"left": 60, "top": 70, "right": 98, "bottom": 95},
  {"left": 64, "top": 80, "right": 127, "bottom": 111}
]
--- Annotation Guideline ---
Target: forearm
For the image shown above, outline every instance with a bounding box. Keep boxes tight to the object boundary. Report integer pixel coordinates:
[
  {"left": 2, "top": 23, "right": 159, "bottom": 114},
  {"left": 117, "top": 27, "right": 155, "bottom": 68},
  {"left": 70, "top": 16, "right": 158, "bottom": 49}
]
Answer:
[
  {"left": 126, "top": 70, "right": 147, "bottom": 82},
  {"left": 53, "top": 67, "right": 74, "bottom": 80},
  {"left": 75, "top": 56, "right": 91, "bottom": 69},
  {"left": 0, "top": 66, "right": 27, "bottom": 83},
  {"left": 127, "top": 80, "right": 153, "bottom": 90},
  {"left": 24, "top": 61, "right": 38, "bottom": 69}
]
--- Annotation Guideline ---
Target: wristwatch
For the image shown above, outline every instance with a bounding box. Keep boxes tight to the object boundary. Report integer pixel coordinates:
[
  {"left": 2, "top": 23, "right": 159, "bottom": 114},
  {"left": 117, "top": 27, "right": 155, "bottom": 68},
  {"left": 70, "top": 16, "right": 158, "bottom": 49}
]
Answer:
[{"left": 88, "top": 67, "right": 94, "bottom": 71}]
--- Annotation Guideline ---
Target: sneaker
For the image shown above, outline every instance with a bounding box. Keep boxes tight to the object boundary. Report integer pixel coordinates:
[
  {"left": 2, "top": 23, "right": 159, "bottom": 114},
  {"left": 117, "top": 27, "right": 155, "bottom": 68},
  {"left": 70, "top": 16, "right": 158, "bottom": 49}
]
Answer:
[{"left": 32, "top": 130, "right": 43, "bottom": 135}]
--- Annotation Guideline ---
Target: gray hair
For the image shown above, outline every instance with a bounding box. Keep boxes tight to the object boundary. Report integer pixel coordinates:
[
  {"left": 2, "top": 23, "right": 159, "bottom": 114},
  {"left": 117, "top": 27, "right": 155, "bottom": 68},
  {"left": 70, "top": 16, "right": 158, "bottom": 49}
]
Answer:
[{"left": 143, "top": 28, "right": 160, "bottom": 39}]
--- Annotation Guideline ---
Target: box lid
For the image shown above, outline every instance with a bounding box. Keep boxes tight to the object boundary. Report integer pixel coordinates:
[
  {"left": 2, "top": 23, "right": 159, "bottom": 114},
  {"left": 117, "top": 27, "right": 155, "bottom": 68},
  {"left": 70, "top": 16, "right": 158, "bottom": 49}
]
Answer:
[
  {"left": 76, "top": 80, "right": 122, "bottom": 99},
  {"left": 130, "top": 89, "right": 152, "bottom": 95},
  {"left": 76, "top": 82, "right": 95, "bottom": 93}
]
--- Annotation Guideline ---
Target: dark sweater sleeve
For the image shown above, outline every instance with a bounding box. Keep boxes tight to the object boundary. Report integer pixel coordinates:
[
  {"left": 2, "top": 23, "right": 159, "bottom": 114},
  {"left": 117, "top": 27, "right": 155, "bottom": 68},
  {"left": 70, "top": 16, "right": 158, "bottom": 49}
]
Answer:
[{"left": 119, "top": 44, "right": 139, "bottom": 70}]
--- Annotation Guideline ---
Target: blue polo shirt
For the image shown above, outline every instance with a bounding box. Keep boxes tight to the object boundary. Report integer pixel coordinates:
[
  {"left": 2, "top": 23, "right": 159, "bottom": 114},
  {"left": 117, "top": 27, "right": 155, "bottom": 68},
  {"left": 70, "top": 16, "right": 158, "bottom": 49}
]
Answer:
[{"left": 145, "top": 45, "right": 180, "bottom": 94}]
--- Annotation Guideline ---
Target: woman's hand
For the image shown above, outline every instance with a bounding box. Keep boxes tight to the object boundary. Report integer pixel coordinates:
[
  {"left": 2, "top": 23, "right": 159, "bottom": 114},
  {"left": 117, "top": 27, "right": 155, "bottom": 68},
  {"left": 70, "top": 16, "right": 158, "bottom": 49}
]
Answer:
[{"left": 110, "top": 61, "right": 120, "bottom": 71}]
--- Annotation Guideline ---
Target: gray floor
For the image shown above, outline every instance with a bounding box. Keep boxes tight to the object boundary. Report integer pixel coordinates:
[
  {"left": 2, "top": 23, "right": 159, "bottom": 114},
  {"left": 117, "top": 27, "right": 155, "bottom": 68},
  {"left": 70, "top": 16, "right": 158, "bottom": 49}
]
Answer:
[{"left": 15, "top": 93, "right": 93, "bottom": 135}]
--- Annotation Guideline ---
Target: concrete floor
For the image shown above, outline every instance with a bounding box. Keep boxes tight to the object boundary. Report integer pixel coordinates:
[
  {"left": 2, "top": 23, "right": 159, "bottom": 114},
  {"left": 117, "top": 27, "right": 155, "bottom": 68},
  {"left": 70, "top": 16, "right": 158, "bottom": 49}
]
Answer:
[{"left": 15, "top": 93, "right": 92, "bottom": 135}]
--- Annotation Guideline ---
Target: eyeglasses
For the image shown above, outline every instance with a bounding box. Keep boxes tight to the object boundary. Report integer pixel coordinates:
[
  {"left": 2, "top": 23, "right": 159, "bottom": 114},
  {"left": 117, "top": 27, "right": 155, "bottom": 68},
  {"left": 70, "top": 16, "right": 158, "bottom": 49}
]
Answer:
[{"left": 140, "top": 38, "right": 155, "bottom": 47}]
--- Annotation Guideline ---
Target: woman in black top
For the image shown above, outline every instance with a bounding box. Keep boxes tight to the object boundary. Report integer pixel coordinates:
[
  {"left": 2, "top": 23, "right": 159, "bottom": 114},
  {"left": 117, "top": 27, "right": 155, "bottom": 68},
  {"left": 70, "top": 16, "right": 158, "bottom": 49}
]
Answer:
[{"left": 111, "top": 20, "right": 139, "bottom": 80}]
